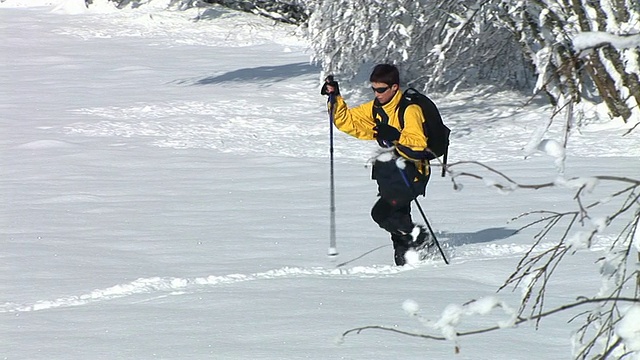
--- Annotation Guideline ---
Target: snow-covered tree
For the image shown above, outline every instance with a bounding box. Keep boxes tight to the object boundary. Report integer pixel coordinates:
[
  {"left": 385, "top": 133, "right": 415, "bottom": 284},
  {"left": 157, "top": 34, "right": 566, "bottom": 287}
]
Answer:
[{"left": 308, "top": 0, "right": 640, "bottom": 122}]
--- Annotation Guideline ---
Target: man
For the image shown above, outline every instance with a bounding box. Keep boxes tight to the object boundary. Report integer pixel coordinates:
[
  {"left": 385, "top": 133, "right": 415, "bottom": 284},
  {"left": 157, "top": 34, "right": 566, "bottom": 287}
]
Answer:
[{"left": 321, "top": 64, "right": 434, "bottom": 265}]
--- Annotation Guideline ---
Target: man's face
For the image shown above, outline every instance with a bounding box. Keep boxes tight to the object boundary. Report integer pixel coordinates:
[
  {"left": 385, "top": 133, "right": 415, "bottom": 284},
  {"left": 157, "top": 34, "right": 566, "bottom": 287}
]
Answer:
[{"left": 371, "top": 82, "right": 398, "bottom": 104}]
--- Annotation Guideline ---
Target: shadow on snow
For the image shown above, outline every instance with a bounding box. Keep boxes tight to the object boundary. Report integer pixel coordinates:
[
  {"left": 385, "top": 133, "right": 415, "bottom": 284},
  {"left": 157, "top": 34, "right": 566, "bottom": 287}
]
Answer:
[
  {"left": 194, "top": 62, "right": 319, "bottom": 85},
  {"left": 440, "top": 226, "right": 519, "bottom": 247}
]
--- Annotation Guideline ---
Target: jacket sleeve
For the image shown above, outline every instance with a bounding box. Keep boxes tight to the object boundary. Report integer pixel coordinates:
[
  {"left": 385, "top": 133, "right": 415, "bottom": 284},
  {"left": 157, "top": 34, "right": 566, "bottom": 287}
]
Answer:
[
  {"left": 396, "top": 104, "right": 428, "bottom": 161},
  {"left": 330, "top": 96, "right": 376, "bottom": 140}
]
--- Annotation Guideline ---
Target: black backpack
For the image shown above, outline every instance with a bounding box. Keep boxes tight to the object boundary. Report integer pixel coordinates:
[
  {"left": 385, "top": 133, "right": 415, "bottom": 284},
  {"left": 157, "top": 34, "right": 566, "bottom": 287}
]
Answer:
[{"left": 397, "top": 88, "right": 450, "bottom": 177}]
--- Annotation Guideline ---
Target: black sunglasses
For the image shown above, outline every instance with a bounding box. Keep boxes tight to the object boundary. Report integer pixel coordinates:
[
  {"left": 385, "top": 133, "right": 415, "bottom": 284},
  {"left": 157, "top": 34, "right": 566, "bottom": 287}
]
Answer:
[{"left": 371, "top": 86, "right": 390, "bottom": 93}]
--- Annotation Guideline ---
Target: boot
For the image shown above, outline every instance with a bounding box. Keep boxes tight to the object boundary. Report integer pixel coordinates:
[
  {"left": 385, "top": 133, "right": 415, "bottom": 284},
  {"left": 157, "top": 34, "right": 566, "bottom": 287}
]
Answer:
[
  {"left": 398, "top": 225, "right": 432, "bottom": 248},
  {"left": 392, "top": 239, "right": 409, "bottom": 266},
  {"left": 391, "top": 226, "right": 434, "bottom": 265},
  {"left": 391, "top": 233, "right": 409, "bottom": 265}
]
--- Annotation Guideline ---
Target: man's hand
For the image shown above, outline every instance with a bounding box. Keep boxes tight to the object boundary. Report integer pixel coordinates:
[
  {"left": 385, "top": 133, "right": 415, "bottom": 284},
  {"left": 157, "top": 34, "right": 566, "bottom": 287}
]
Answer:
[
  {"left": 373, "top": 123, "right": 401, "bottom": 142},
  {"left": 321, "top": 75, "right": 340, "bottom": 96}
]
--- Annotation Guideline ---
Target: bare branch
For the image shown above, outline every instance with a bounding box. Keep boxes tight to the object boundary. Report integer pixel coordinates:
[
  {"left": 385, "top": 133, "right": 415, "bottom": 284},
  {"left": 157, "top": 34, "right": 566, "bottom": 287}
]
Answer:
[{"left": 342, "top": 297, "right": 640, "bottom": 341}]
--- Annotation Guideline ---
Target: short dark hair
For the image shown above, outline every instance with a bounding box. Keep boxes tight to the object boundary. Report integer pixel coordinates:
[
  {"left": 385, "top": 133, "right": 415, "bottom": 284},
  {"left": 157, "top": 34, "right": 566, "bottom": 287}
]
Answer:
[{"left": 369, "top": 64, "right": 400, "bottom": 86}]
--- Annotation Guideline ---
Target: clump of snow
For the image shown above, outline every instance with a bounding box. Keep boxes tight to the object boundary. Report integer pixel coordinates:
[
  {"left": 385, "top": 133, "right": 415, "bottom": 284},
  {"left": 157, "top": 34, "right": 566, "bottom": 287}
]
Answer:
[
  {"left": 483, "top": 178, "right": 498, "bottom": 188},
  {"left": 566, "top": 231, "right": 592, "bottom": 250},
  {"left": 536, "top": 138, "right": 566, "bottom": 170},
  {"left": 433, "top": 303, "right": 464, "bottom": 340},
  {"left": 634, "top": 225, "right": 640, "bottom": 252},
  {"left": 410, "top": 226, "right": 421, "bottom": 240},
  {"left": 597, "top": 252, "right": 624, "bottom": 280},
  {"left": 430, "top": 296, "right": 517, "bottom": 341},
  {"left": 555, "top": 176, "right": 599, "bottom": 192},
  {"left": 404, "top": 249, "right": 421, "bottom": 265},
  {"left": 615, "top": 305, "right": 640, "bottom": 353},
  {"left": 373, "top": 148, "right": 395, "bottom": 162},
  {"left": 537, "top": 139, "right": 565, "bottom": 158},
  {"left": 566, "top": 218, "right": 607, "bottom": 251},
  {"left": 402, "top": 299, "right": 420, "bottom": 316},
  {"left": 467, "top": 296, "right": 501, "bottom": 315},
  {"left": 591, "top": 217, "right": 608, "bottom": 233},
  {"left": 520, "top": 270, "right": 540, "bottom": 299},
  {"left": 522, "top": 109, "right": 553, "bottom": 157},
  {"left": 449, "top": 171, "right": 464, "bottom": 191},
  {"left": 523, "top": 130, "right": 568, "bottom": 172},
  {"left": 482, "top": 177, "right": 516, "bottom": 194}
]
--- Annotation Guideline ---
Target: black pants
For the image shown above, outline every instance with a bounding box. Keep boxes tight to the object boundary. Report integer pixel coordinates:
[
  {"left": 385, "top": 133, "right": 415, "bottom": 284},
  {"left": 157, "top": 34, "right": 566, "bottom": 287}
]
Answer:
[
  {"left": 370, "top": 160, "right": 429, "bottom": 235},
  {"left": 370, "top": 198, "right": 414, "bottom": 235},
  {"left": 371, "top": 198, "right": 416, "bottom": 265},
  {"left": 371, "top": 159, "right": 429, "bottom": 264}
]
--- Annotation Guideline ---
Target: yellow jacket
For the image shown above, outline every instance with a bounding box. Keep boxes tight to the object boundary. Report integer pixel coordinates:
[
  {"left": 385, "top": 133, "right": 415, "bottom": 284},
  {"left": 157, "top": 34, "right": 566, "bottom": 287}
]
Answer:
[{"left": 331, "top": 89, "right": 430, "bottom": 176}]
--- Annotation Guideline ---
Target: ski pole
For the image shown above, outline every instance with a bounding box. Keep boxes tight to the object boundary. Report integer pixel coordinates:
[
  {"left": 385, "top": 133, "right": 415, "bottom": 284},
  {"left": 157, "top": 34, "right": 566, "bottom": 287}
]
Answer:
[
  {"left": 398, "top": 167, "right": 449, "bottom": 264},
  {"left": 327, "top": 94, "right": 338, "bottom": 257}
]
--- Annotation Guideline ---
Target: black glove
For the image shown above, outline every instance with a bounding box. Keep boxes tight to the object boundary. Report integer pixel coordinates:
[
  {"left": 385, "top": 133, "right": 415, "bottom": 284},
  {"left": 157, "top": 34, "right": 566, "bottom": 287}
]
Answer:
[
  {"left": 320, "top": 75, "right": 340, "bottom": 96},
  {"left": 373, "top": 123, "right": 401, "bottom": 142}
]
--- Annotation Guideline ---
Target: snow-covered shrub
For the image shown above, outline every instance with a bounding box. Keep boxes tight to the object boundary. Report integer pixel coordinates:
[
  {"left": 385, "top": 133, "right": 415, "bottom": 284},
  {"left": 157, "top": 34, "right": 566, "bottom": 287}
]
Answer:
[{"left": 307, "top": 0, "right": 533, "bottom": 90}]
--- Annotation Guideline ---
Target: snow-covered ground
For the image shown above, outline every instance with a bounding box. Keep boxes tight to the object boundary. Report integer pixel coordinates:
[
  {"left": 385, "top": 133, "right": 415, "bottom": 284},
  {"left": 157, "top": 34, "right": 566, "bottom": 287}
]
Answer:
[{"left": 1, "top": 1, "right": 639, "bottom": 359}]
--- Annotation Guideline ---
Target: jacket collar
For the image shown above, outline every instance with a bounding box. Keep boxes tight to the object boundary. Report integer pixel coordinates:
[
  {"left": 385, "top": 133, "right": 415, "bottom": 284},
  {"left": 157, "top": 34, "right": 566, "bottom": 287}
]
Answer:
[{"left": 373, "top": 89, "right": 403, "bottom": 111}]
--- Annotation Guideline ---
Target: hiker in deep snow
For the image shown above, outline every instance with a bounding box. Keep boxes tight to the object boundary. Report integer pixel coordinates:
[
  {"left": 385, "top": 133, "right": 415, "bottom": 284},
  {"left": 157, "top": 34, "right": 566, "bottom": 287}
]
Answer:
[{"left": 321, "top": 64, "right": 436, "bottom": 265}]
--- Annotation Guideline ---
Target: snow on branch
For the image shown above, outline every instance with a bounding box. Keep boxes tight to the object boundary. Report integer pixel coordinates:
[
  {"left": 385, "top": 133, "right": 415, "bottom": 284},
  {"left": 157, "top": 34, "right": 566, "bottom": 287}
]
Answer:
[
  {"left": 573, "top": 32, "right": 640, "bottom": 52},
  {"left": 429, "top": 160, "right": 639, "bottom": 357},
  {"left": 338, "top": 130, "right": 639, "bottom": 357},
  {"left": 341, "top": 297, "right": 640, "bottom": 354}
]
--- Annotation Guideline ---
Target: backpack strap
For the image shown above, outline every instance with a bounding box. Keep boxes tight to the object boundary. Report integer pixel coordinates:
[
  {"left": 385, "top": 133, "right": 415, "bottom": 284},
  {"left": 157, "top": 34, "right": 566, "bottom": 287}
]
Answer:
[
  {"left": 397, "top": 97, "right": 408, "bottom": 130},
  {"left": 372, "top": 102, "right": 393, "bottom": 148},
  {"left": 397, "top": 88, "right": 421, "bottom": 130},
  {"left": 371, "top": 102, "right": 391, "bottom": 126}
]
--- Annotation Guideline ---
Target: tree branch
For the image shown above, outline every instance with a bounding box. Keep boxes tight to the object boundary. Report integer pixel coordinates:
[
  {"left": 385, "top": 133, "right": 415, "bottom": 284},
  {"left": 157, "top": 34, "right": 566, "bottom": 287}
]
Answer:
[{"left": 341, "top": 297, "right": 640, "bottom": 341}]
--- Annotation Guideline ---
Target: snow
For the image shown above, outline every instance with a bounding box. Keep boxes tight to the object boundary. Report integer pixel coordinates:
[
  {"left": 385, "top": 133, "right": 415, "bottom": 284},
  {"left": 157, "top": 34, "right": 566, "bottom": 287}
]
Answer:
[
  {"left": 51, "top": 0, "right": 88, "bottom": 15},
  {"left": 573, "top": 31, "right": 640, "bottom": 51},
  {"left": 1, "top": 1, "right": 639, "bottom": 359},
  {"left": 616, "top": 305, "right": 640, "bottom": 352},
  {"left": 402, "top": 299, "right": 420, "bottom": 315},
  {"left": 537, "top": 138, "right": 565, "bottom": 158},
  {"left": 566, "top": 231, "right": 593, "bottom": 250},
  {"left": 430, "top": 296, "right": 517, "bottom": 342}
]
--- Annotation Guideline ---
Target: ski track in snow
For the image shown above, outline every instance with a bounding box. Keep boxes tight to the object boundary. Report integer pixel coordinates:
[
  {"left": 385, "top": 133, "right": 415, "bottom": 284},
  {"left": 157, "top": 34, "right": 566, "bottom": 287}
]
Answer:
[
  {"left": 0, "top": 237, "right": 614, "bottom": 313},
  {"left": 0, "top": 265, "right": 410, "bottom": 313}
]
